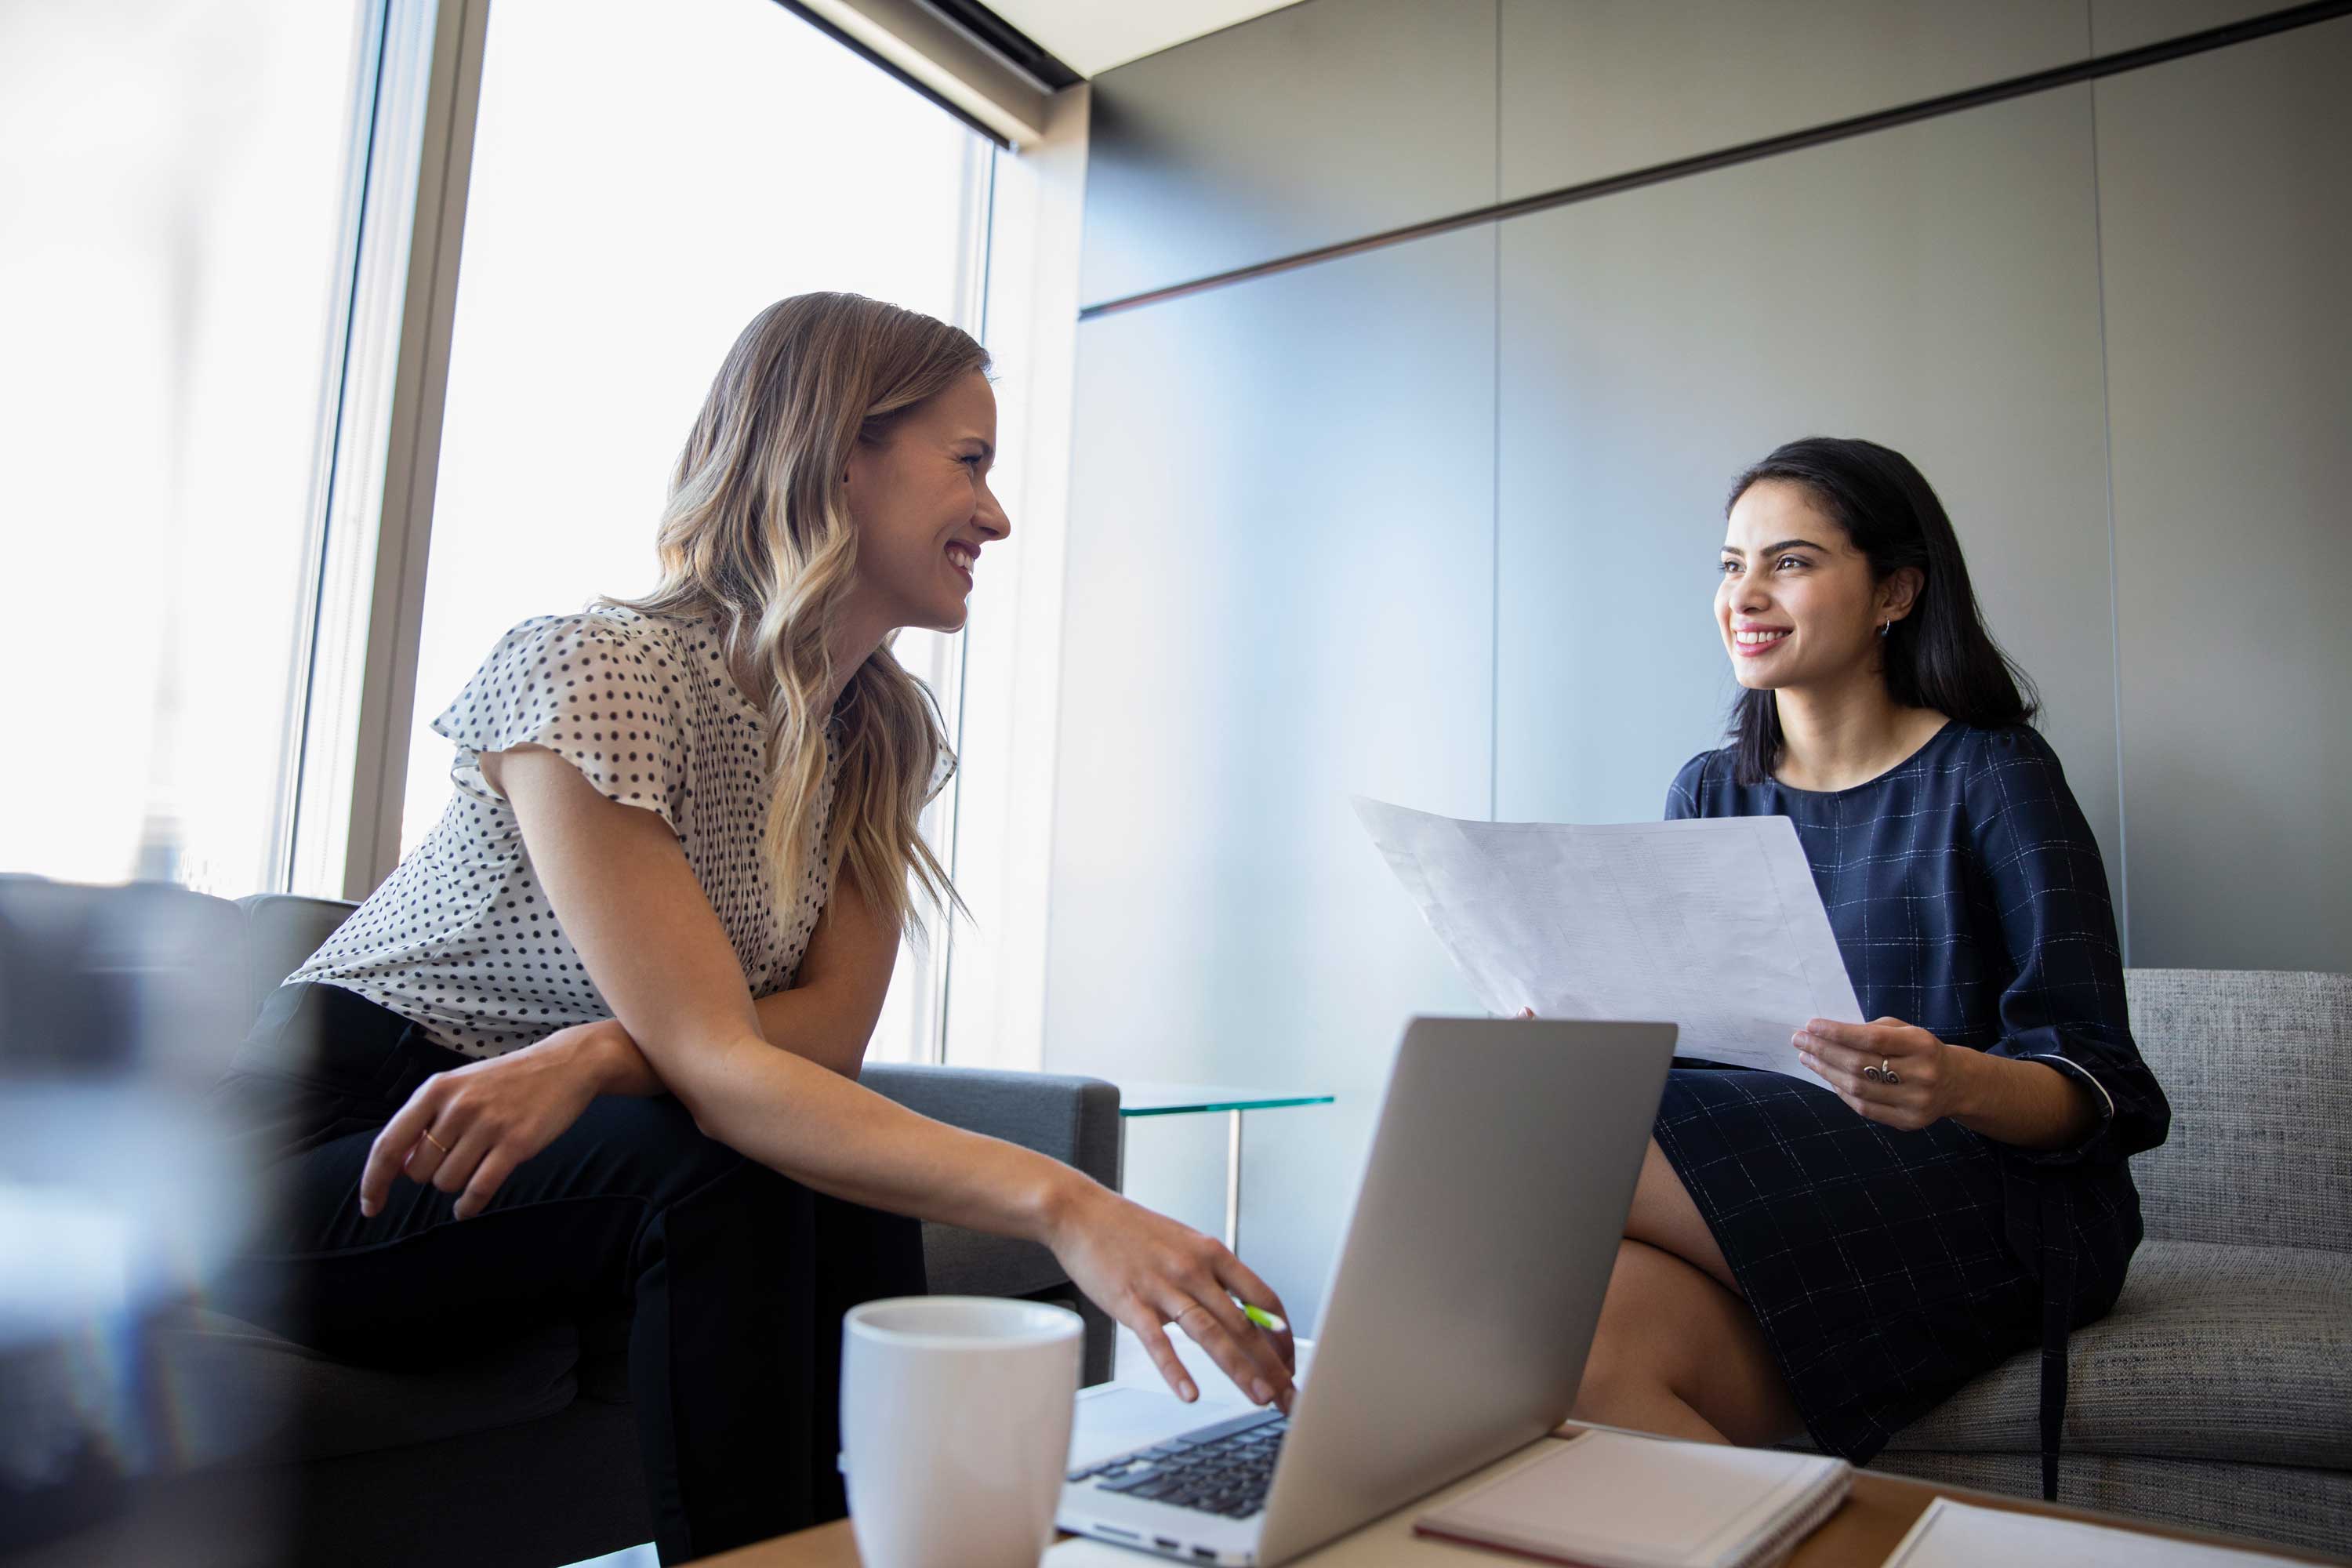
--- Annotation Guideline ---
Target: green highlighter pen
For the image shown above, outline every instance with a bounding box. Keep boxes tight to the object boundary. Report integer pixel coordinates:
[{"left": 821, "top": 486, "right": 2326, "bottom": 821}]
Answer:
[{"left": 1240, "top": 1302, "right": 1289, "bottom": 1334}]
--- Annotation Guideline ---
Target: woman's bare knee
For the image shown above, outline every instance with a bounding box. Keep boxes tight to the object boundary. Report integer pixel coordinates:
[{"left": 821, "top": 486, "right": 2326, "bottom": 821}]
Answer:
[
  {"left": 1575, "top": 1242, "right": 1724, "bottom": 1439},
  {"left": 1579, "top": 1239, "right": 1799, "bottom": 1447},
  {"left": 1577, "top": 1242, "right": 1682, "bottom": 1410},
  {"left": 1625, "top": 1139, "right": 1739, "bottom": 1294}
]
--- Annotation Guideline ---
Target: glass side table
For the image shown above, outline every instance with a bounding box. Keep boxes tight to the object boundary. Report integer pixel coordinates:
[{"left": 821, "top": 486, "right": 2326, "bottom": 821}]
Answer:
[{"left": 1116, "top": 1083, "right": 1335, "bottom": 1257}]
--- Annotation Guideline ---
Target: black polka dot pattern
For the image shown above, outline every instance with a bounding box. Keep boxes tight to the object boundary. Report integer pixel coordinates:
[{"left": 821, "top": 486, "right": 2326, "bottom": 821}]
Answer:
[{"left": 292, "top": 607, "right": 840, "bottom": 1058}]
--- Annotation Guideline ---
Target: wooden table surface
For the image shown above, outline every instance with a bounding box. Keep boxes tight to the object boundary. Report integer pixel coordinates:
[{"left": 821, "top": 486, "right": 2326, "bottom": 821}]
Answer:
[{"left": 698, "top": 1428, "right": 2344, "bottom": 1567}]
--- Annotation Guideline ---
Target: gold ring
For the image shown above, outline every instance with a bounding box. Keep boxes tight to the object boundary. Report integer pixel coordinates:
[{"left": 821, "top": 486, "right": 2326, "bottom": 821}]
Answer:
[{"left": 421, "top": 1128, "right": 452, "bottom": 1155}]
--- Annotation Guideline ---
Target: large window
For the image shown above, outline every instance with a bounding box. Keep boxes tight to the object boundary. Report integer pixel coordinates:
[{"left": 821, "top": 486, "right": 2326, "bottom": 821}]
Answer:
[
  {"left": 0, "top": 0, "right": 370, "bottom": 895},
  {"left": 0, "top": 0, "right": 1013, "bottom": 1066},
  {"left": 400, "top": 0, "right": 991, "bottom": 1062}
]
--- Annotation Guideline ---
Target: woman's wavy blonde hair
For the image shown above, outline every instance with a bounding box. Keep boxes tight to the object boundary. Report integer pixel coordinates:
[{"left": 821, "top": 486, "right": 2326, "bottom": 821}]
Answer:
[{"left": 610, "top": 292, "right": 984, "bottom": 939}]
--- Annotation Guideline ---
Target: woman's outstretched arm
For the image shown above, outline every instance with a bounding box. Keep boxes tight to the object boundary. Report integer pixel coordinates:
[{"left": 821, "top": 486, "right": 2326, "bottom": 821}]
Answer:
[{"left": 363, "top": 742, "right": 1296, "bottom": 1410}]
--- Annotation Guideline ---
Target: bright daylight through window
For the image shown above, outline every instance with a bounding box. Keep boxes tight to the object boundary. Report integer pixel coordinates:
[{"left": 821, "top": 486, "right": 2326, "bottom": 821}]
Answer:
[
  {"left": 0, "top": 1, "right": 368, "bottom": 896},
  {"left": 401, "top": 0, "right": 992, "bottom": 1063}
]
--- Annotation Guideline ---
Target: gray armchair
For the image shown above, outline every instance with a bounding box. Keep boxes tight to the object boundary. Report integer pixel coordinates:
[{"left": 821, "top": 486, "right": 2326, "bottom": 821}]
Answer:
[
  {"left": 1873, "top": 968, "right": 2352, "bottom": 1555},
  {"left": 0, "top": 876, "right": 1120, "bottom": 1568}
]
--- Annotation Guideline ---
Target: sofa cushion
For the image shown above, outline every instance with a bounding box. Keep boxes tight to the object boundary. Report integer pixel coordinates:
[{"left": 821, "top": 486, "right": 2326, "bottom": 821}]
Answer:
[
  {"left": 2125, "top": 969, "right": 2352, "bottom": 1254},
  {"left": 1876, "top": 1450, "right": 2352, "bottom": 1562},
  {"left": 234, "top": 893, "right": 359, "bottom": 1023},
  {"left": 1886, "top": 1238, "right": 2352, "bottom": 1468},
  {"left": 151, "top": 1305, "right": 581, "bottom": 1466}
]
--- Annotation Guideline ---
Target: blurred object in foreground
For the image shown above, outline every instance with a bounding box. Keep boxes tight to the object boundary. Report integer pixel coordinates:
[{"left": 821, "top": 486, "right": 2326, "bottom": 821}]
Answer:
[{"left": 2, "top": 877, "right": 285, "bottom": 1563}]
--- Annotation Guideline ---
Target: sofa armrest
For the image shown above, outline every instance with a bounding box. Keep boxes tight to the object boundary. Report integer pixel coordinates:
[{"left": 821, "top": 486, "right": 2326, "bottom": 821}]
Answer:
[{"left": 858, "top": 1063, "right": 1123, "bottom": 1385}]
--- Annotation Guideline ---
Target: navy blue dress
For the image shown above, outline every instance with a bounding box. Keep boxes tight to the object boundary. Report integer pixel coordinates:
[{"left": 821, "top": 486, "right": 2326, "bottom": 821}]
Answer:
[{"left": 1655, "top": 721, "right": 2168, "bottom": 1479}]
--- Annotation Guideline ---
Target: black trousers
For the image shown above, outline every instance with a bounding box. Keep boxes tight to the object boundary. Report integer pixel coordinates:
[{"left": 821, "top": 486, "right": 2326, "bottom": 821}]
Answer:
[{"left": 209, "top": 982, "right": 926, "bottom": 1565}]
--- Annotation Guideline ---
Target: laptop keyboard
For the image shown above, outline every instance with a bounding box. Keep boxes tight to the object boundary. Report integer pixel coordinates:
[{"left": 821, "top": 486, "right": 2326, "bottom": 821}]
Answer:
[{"left": 1066, "top": 1407, "right": 1288, "bottom": 1519}]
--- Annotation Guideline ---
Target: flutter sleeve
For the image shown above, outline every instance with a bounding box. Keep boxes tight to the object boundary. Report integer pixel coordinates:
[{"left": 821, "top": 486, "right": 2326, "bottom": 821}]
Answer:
[
  {"left": 924, "top": 741, "right": 956, "bottom": 808},
  {"left": 432, "top": 613, "right": 690, "bottom": 835},
  {"left": 1965, "top": 728, "right": 2170, "bottom": 1165}
]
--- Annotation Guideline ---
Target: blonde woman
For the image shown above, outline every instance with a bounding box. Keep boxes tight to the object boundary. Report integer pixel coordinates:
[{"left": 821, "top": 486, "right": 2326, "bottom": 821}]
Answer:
[{"left": 212, "top": 294, "right": 1294, "bottom": 1564}]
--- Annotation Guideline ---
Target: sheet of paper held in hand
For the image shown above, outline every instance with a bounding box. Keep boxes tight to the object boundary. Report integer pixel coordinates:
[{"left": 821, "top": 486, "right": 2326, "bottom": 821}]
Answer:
[{"left": 1352, "top": 797, "right": 1862, "bottom": 1086}]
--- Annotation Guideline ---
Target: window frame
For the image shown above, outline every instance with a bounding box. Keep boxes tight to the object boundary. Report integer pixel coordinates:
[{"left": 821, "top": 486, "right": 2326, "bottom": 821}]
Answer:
[{"left": 286, "top": 0, "right": 491, "bottom": 902}]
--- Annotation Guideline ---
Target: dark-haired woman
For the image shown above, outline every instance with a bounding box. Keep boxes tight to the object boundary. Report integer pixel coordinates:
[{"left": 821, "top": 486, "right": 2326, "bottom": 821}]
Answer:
[{"left": 1566, "top": 437, "right": 2169, "bottom": 1497}]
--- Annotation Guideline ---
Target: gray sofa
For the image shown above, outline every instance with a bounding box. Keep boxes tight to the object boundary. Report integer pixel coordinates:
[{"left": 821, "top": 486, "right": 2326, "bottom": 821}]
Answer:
[
  {"left": 0, "top": 877, "right": 1122, "bottom": 1568},
  {"left": 1873, "top": 968, "right": 2352, "bottom": 1555}
]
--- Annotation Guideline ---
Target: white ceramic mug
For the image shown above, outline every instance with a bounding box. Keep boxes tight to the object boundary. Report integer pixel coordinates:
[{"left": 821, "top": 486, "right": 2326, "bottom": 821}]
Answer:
[{"left": 840, "top": 1295, "right": 1083, "bottom": 1568}]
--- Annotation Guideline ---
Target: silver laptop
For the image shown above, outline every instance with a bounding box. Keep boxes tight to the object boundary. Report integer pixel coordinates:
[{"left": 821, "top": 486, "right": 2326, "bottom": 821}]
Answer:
[{"left": 1057, "top": 1016, "right": 1676, "bottom": 1566}]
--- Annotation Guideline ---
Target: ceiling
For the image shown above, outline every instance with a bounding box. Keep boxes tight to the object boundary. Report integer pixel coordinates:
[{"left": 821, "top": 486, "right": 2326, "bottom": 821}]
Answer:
[{"left": 982, "top": 0, "right": 1301, "bottom": 78}]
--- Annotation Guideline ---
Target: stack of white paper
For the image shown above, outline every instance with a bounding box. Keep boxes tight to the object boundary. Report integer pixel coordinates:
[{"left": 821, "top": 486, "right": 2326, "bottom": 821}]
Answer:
[
  {"left": 1352, "top": 798, "right": 1863, "bottom": 1085},
  {"left": 1883, "top": 1498, "right": 2316, "bottom": 1566}
]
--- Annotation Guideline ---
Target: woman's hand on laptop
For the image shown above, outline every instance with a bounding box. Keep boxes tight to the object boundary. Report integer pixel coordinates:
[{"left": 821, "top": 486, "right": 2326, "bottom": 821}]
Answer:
[{"left": 1047, "top": 1183, "right": 1296, "bottom": 1414}]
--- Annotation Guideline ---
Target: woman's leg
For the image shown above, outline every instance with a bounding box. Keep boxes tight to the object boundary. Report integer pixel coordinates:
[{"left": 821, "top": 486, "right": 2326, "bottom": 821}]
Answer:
[
  {"left": 1572, "top": 1239, "right": 1800, "bottom": 1446},
  {"left": 218, "top": 1087, "right": 921, "bottom": 1565},
  {"left": 1575, "top": 1138, "right": 1799, "bottom": 1445},
  {"left": 1624, "top": 1137, "right": 1737, "bottom": 1293}
]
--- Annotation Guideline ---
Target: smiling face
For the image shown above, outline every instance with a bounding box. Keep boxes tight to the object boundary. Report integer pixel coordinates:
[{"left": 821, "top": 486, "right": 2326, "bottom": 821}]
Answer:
[
  {"left": 841, "top": 370, "right": 1009, "bottom": 634},
  {"left": 1715, "top": 479, "right": 1916, "bottom": 693}
]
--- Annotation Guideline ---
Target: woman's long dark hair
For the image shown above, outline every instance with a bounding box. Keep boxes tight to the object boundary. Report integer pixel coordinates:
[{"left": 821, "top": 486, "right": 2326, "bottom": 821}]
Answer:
[{"left": 1726, "top": 437, "right": 2037, "bottom": 785}]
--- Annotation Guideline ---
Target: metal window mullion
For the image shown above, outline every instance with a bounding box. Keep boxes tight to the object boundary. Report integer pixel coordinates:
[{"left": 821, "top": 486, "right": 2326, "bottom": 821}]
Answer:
[
  {"left": 917, "top": 133, "right": 998, "bottom": 1067},
  {"left": 272, "top": 0, "right": 394, "bottom": 895},
  {"left": 288, "top": 0, "right": 490, "bottom": 902}
]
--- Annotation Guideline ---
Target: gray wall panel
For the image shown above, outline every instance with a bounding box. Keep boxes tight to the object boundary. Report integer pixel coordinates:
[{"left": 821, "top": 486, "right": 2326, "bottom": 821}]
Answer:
[
  {"left": 1495, "top": 89, "right": 2124, "bottom": 918},
  {"left": 2098, "top": 21, "right": 2352, "bottom": 971},
  {"left": 1500, "top": 0, "right": 2086, "bottom": 202},
  {"left": 1080, "top": 0, "right": 1497, "bottom": 307},
  {"left": 1047, "top": 229, "right": 1497, "bottom": 1331},
  {"left": 2090, "top": 0, "right": 2296, "bottom": 52}
]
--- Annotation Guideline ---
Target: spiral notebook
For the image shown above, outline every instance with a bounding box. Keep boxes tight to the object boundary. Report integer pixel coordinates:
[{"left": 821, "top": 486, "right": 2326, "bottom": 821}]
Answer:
[{"left": 1413, "top": 1429, "right": 1851, "bottom": 1568}]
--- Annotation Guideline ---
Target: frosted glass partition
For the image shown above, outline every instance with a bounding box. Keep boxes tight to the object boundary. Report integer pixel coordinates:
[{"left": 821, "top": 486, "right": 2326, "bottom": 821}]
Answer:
[
  {"left": 1495, "top": 88, "right": 2123, "bottom": 905},
  {"left": 1049, "top": 228, "right": 1497, "bottom": 1330},
  {"left": 2089, "top": 0, "right": 2292, "bottom": 53},
  {"left": 2097, "top": 20, "right": 2352, "bottom": 971},
  {"left": 1080, "top": 0, "right": 1496, "bottom": 307},
  {"left": 1500, "top": 0, "right": 2086, "bottom": 202}
]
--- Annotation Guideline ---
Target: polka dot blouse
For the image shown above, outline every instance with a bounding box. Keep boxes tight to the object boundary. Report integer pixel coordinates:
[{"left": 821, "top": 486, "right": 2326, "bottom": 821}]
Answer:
[{"left": 292, "top": 606, "right": 860, "bottom": 1058}]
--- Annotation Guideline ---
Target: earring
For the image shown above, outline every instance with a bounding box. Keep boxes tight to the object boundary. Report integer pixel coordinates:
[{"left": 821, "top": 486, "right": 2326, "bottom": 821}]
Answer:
[{"left": 1878, "top": 620, "right": 1893, "bottom": 637}]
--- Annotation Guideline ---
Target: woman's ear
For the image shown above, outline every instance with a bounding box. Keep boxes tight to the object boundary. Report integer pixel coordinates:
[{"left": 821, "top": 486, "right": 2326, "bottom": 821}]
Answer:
[{"left": 1881, "top": 566, "right": 1926, "bottom": 624}]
